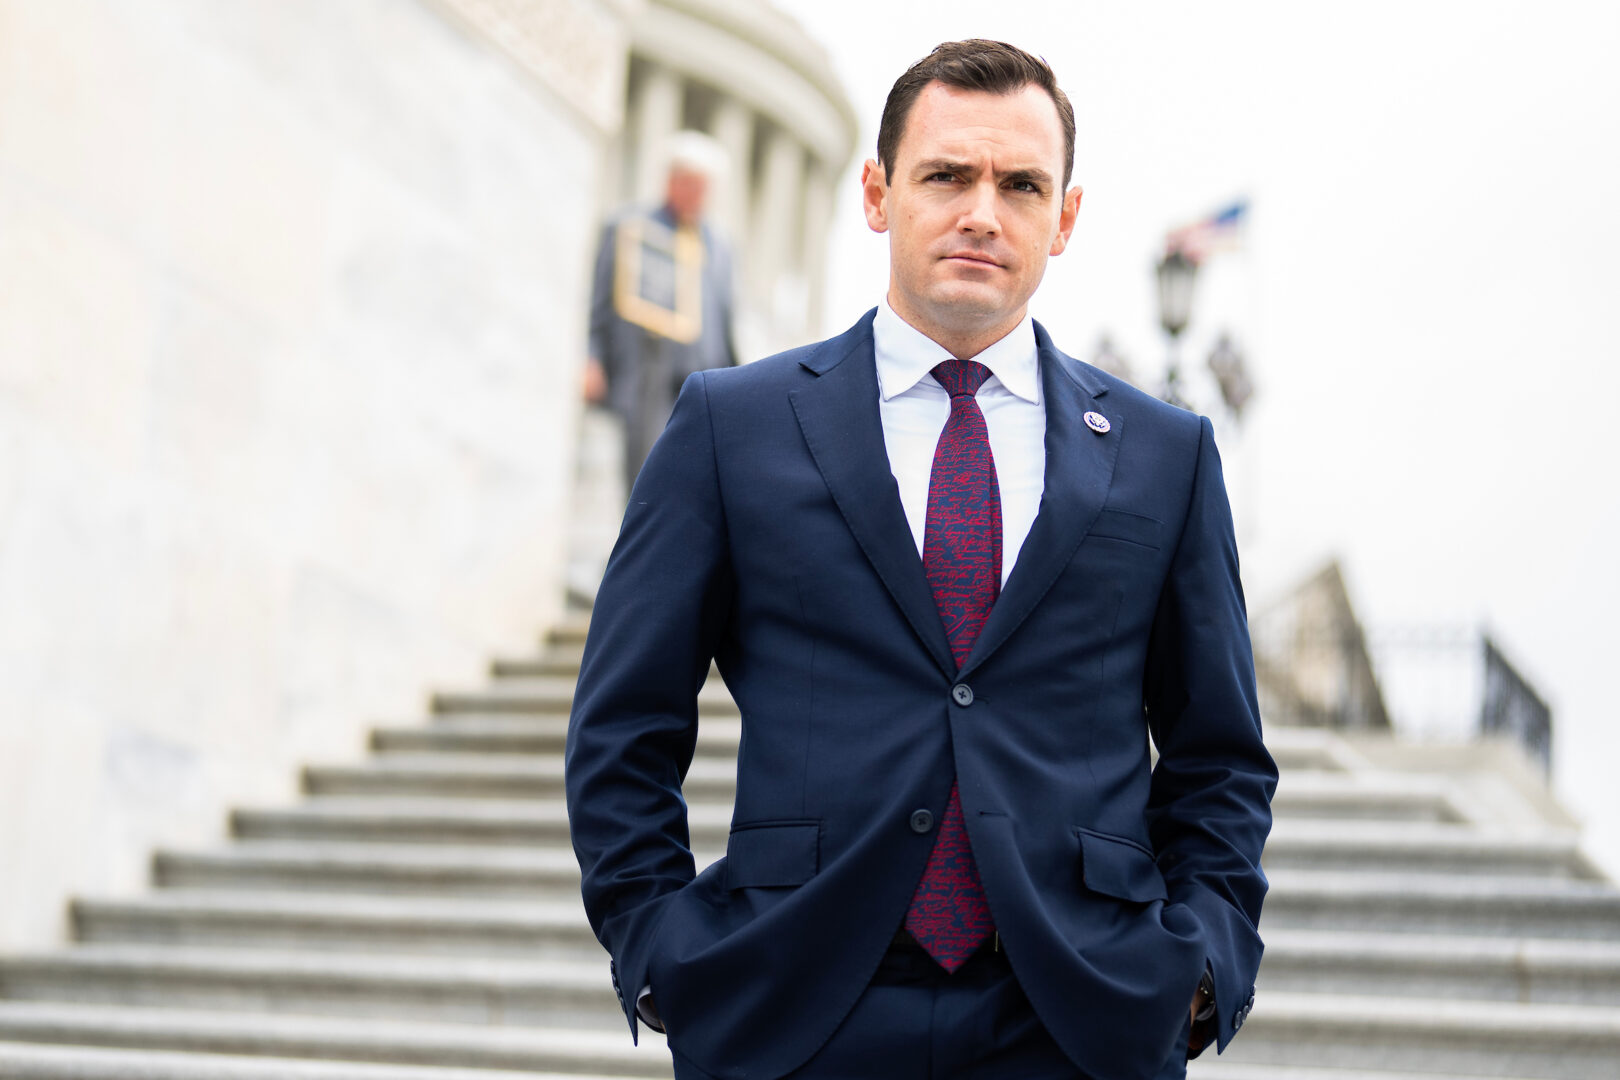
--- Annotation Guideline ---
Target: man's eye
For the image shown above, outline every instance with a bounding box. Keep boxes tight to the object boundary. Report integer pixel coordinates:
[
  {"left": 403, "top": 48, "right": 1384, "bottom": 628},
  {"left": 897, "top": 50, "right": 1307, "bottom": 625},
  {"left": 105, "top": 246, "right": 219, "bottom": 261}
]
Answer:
[
  {"left": 927, "top": 172, "right": 957, "bottom": 183},
  {"left": 1009, "top": 180, "right": 1040, "bottom": 194}
]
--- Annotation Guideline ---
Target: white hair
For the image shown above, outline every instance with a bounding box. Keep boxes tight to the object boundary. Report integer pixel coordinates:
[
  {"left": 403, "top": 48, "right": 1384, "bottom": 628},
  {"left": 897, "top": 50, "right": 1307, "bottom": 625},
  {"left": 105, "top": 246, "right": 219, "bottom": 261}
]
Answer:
[{"left": 665, "top": 130, "right": 728, "bottom": 181}]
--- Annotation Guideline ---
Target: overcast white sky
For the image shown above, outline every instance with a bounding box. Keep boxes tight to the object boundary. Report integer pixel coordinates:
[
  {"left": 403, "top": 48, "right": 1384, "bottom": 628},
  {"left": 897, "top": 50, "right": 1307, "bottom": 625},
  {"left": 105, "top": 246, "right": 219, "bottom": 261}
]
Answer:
[{"left": 773, "top": 0, "right": 1620, "bottom": 872}]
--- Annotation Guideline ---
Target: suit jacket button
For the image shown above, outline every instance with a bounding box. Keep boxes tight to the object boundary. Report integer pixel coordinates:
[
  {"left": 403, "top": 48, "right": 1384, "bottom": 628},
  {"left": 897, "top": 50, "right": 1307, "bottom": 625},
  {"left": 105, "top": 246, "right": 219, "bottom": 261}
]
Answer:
[
  {"left": 951, "top": 684, "right": 974, "bottom": 706},
  {"left": 909, "top": 809, "right": 935, "bottom": 833},
  {"left": 1233, "top": 1010, "right": 1244, "bottom": 1030}
]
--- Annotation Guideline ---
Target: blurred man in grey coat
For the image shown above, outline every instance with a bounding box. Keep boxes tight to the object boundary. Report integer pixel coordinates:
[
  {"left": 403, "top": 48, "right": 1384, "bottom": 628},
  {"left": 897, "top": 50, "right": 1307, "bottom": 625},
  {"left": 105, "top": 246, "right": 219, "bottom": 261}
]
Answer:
[{"left": 585, "top": 132, "right": 738, "bottom": 490}]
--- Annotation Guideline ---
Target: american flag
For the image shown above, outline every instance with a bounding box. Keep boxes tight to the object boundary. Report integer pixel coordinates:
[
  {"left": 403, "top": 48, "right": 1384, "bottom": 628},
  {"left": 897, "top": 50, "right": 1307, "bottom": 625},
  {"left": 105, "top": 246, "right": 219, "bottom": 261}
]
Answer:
[{"left": 1166, "top": 199, "right": 1248, "bottom": 265}]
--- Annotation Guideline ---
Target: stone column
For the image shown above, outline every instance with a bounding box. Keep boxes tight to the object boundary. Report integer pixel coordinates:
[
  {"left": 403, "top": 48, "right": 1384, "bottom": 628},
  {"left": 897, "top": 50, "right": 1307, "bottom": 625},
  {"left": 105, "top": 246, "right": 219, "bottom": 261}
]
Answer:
[
  {"left": 801, "top": 158, "right": 837, "bottom": 338},
  {"left": 630, "top": 62, "right": 683, "bottom": 204},
  {"left": 750, "top": 126, "right": 808, "bottom": 351},
  {"left": 708, "top": 97, "right": 755, "bottom": 254}
]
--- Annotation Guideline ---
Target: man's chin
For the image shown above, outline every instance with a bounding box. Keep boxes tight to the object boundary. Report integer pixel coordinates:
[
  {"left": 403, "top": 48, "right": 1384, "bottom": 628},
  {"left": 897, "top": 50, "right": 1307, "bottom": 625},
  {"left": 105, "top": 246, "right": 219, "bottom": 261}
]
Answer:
[{"left": 921, "top": 284, "right": 1020, "bottom": 326}]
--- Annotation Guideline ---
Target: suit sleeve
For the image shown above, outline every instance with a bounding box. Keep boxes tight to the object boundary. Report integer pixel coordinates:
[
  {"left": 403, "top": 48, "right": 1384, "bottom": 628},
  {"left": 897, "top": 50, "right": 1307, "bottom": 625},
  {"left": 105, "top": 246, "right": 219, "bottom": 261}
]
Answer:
[
  {"left": 565, "top": 371, "right": 734, "bottom": 1040},
  {"left": 1143, "top": 414, "right": 1277, "bottom": 1054}
]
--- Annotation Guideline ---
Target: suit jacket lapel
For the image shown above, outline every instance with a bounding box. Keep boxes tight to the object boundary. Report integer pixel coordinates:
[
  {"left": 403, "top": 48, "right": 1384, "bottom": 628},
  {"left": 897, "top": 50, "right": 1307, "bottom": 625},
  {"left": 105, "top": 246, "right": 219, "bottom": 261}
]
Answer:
[
  {"left": 790, "top": 314, "right": 957, "bottom": 680},
  {"left": 961, "top": 325, "right": 1122, "bottom": 677}
]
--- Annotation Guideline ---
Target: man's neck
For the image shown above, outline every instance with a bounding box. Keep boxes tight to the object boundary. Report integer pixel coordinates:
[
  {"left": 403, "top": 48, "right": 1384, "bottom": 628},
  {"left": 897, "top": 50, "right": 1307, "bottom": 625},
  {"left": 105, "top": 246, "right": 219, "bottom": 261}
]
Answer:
[
  {"left": 663, "top": 202, "right": 700, "bottom": 230},
  {"left": 885, "top": 295, "right": 1027, "bottom": 360}
]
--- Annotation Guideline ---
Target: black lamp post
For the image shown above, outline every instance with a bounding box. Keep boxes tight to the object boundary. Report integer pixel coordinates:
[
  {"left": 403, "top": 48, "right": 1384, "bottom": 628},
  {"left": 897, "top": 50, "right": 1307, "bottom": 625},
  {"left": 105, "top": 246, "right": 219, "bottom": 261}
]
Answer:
[{"left": 1155, "top": 248, "right": 1198, "bottom": 410}]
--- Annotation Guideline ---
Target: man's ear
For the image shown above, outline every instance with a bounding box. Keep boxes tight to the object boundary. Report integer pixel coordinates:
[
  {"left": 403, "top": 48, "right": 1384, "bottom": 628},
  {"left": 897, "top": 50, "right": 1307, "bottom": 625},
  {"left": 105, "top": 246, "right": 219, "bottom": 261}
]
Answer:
[
  {"left": 861, "top": 159, "right": 889, "bottom": 234},
  {"left": 1049, "top": 184, "right": 1083, "bottom": 256}
]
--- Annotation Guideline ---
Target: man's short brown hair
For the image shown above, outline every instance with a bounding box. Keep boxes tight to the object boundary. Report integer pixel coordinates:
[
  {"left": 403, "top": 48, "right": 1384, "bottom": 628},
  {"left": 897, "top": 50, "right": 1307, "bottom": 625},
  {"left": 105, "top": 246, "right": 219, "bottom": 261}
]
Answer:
[{"left": 877, "top": 40, "right": 1076, "bottom": 190}]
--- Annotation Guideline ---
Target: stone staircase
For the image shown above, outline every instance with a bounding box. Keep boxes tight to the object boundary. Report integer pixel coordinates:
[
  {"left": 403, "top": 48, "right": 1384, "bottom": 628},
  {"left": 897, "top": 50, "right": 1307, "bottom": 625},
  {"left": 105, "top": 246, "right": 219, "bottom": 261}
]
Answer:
[{"left": 3, "top": 614, "right": 1620, "bottom": 1079}]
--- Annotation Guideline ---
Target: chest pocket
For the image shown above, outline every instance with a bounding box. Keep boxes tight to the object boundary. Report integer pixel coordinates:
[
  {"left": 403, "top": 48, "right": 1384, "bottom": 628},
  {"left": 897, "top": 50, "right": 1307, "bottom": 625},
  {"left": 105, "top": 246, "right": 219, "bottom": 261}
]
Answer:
[{"left": 1087, "top": 509, "right": 1162, "bottom": 551}]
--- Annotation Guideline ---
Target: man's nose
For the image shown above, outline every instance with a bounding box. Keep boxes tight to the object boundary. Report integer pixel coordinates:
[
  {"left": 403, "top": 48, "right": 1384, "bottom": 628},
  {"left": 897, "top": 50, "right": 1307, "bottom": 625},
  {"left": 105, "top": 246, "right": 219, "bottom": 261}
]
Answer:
[{"left": 956, "top": 181, "right": 1000, "bottom": 235}]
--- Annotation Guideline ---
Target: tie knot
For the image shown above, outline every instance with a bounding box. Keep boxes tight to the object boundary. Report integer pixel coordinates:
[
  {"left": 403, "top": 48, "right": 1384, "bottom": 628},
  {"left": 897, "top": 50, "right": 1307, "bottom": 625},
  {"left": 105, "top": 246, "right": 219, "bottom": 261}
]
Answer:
[{"left": 932, "top": 359, "right": 991, "bottom": 399}]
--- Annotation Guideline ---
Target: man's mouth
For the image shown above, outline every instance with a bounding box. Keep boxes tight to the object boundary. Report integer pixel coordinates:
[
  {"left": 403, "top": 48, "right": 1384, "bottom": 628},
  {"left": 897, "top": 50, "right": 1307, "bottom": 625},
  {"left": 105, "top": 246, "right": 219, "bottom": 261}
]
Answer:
[{"left": 942, "top": 251, "right": 1002, "bottom": 268}]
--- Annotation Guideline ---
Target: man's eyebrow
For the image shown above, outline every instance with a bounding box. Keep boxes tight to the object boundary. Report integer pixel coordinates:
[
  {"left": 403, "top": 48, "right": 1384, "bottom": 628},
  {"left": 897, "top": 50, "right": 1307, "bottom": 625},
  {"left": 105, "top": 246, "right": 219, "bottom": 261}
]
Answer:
[
  {"left": 913, "top": 159, "right": 971, "bottom": 175},
  {"left": 911, "top": 160, "right": 1055, "bottom": 187},
  {"left": 1002, "top": 167, "right": 1055, "bottom": 187}
]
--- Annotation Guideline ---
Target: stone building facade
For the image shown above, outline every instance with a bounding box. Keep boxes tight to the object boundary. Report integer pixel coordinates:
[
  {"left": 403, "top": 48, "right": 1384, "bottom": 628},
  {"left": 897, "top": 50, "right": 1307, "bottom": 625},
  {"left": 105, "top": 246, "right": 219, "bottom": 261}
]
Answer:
[{"left": 0, "top": 0, "right": 853, "bottom": 950}]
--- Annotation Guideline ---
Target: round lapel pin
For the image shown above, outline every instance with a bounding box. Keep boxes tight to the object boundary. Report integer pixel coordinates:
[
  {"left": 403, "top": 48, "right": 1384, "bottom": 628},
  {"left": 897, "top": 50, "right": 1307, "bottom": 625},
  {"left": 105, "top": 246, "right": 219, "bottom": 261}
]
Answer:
[{"left": 1084, "top": 411, "right": 1111, "bottom": 434}]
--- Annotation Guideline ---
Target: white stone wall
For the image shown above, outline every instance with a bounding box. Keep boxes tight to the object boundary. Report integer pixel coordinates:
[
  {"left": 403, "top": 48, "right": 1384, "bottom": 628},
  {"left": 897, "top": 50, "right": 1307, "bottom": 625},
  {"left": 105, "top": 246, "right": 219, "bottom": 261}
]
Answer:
[{"left": 0, "top": 0, "right": 618, "bottom": 948}]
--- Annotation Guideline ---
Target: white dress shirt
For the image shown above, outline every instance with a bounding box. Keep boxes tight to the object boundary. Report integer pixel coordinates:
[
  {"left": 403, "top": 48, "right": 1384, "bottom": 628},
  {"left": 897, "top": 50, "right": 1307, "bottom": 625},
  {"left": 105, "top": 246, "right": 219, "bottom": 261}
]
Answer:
[{"left": 873, "top": 300, "right": 1047, "bottom": 585}]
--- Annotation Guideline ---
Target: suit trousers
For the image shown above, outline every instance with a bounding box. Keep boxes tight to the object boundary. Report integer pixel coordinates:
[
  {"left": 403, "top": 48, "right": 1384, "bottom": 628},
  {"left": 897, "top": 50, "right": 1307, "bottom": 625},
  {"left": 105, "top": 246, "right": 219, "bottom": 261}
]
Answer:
[{"left": 669, "top": 935, "right": 1193, "bottom": 1080}]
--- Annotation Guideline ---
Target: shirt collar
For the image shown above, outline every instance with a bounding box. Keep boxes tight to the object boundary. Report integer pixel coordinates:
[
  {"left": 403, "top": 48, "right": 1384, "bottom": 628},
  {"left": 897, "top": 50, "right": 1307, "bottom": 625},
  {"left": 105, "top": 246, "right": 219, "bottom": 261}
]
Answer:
[{"left": 873, "top": 298, "right": 1040, "bottom": 405}]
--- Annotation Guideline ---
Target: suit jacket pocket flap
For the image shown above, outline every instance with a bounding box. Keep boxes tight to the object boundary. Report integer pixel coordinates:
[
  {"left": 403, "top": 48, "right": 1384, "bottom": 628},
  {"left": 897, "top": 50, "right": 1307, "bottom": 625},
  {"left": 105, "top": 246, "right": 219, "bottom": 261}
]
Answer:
[
  {"left": 725, "top": 821, "right": 820, "bottom": 889},
  {"left": 1076, "top": 827, "right": 1169, "bottom": 902},
  {"left": 1088, "top": 508, "right": 1162, "bottom": 550}
]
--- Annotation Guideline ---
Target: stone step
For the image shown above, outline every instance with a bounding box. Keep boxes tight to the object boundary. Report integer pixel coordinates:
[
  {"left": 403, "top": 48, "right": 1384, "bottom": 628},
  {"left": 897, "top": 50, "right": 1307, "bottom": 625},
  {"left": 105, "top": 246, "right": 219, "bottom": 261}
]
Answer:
[
  {"left": 448, "top": 672, "right": 1350, "bottom": 775},
  {"left": 514, "top": 642, "right": 587, "bottom": 673},
  {"left": 1258, "top": 928, "right": 1620, "bottom": 1005},
  {"left": 1262, "top": 870, "right": 1620, "bottom": 938},
  {"left": 322, "top": 750, "right": 1454, "bottom": 831},
  {"left": 474, "top": 652, "right": 1377, "bottom": 762},
  {"left": 1216, "top": 992, "right": 1620, "bottom": 1079},
  {"left": 441, "top": 672, "right": 1356, "bottom": 776},
  {"left": 91, "top": 867, "right": 1620, "bottom": 971},
  {"left": 1261, "top": 821, "right": 1592, "bottom": 877},
  {"left": 302, "top": 755, "right": 736, "bottom": 802},
  {"left": 543, "top": 622, "right": 592, "bottom": 649},
  {"left": 1257, "top": 730, "right": 1355, "bottom": 773},
  {"left": 432, "top": 679, "right": 737, "bottom": 718},
  {"left": 70, "top": 893, "right": 596, "bottom": 958},
  {"left": 0, "top": 1039, "right": 654, "bottom": 1080},
  {"left": 0, "top": 947, "right": 617, "bottom": 1028},
  {"left": 157, "top": 831, "right": 1596, "bottom": 914},
  {"left": 9, "top": 967, "right": 1614, "bottom": 1078},
  {"left": 0, "top": 1035, "right": 1560, "bottom": 1080},
  {"left": 400, "top": 704, "right": 1350, "bottom": 776},
  {"left": 1269, "top": 773, "right": 1462, "bottom": 823},
  {"left": 369, "top": 716, "right": 741, "bottom": 760},
  {"left": 491, "top": 651, "right": 720, "bottom": 683},
  {"left": 234, "top": 775, "right": 1467, "bottom": 850},
  {"left": 490, "top": 653, "right": 589, "bottom": 679},
  {"left": 0, "top": 1003, "right": 667, "bottom": 1076},
  {"left": 231, "top": 798, "right": 730, "bottom": 848},
  {"left": 153, "top": 842, "right": 583, "bottom": 898},
  {"left": 1189, "top": 1063, "right": 1545, "bottom": 1080}
]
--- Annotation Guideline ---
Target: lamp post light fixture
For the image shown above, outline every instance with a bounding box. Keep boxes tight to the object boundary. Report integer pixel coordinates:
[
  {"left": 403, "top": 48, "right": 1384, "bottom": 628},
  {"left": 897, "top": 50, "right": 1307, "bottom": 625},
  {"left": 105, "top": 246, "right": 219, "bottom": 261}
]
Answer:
[
  {"left": 1156, "top": 249, "right": 1198, "bottom": 338},
  {"left": 1155, "top": 248, "right": 1199, "bottom": 410},
  {"left": 1207, "top": 332, "right": 1255, "bottom": 421},
  {"left": 1089, "top": 333, "right": 1136, "bottom": 386}
]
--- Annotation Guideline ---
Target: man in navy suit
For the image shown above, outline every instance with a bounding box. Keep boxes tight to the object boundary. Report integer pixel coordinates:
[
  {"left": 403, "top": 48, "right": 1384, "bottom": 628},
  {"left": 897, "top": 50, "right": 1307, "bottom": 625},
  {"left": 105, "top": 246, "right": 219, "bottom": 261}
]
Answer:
[{"left": 566, "top": 39, "right": 1276, "bottom": 1080}]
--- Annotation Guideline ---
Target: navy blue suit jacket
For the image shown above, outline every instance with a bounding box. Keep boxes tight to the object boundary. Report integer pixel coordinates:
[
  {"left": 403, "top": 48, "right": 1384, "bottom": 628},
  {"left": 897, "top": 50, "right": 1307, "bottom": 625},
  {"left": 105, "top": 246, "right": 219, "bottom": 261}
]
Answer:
[{"left": 566, "top": 312, "right": 1276, "bottom": 1080}]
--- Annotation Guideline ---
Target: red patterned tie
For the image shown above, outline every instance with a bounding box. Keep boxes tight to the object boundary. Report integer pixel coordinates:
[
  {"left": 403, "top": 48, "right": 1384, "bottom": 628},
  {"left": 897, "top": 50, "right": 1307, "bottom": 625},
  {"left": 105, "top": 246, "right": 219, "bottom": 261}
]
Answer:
[{"left": 904, "top": 358, "right": 999, "bottom": 971}]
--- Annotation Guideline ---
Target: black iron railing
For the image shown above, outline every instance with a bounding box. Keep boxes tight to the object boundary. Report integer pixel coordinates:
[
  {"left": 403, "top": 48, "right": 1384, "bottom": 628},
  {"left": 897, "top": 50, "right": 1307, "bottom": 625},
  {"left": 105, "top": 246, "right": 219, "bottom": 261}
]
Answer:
[{"left": 1248, "top": 563, "right": 1553, "bottom": 773}]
